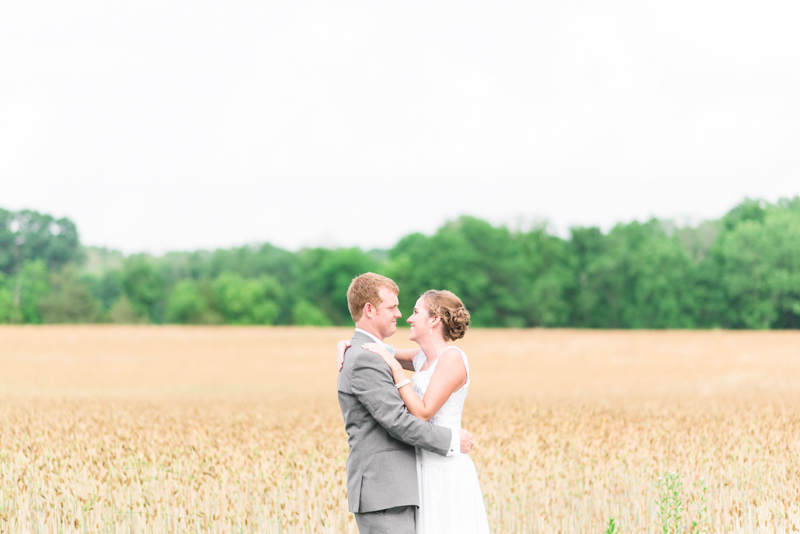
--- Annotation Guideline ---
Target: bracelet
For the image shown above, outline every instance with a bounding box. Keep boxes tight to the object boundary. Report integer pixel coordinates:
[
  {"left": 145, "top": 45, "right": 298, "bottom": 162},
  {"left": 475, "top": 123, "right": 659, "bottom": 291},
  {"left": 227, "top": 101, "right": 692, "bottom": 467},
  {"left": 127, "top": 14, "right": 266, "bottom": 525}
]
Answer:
[{"left": 395, "top": 378, "right": 411, "bottom": 389}]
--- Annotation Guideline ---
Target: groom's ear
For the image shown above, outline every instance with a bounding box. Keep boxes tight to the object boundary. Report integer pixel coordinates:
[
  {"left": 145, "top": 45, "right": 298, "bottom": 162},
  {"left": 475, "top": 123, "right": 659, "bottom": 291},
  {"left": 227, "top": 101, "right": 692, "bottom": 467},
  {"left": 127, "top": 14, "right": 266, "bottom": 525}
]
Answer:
[{"left": 363, "top": 302, "right": 375, "bottom": 318}]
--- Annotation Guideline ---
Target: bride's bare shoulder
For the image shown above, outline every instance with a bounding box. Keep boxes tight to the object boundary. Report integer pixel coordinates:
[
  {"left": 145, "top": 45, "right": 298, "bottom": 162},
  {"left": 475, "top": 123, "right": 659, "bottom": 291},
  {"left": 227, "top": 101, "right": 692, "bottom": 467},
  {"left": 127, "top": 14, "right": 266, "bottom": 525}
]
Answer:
[{"left": 436, "top": 347, "right": 467, "bottom": 370}]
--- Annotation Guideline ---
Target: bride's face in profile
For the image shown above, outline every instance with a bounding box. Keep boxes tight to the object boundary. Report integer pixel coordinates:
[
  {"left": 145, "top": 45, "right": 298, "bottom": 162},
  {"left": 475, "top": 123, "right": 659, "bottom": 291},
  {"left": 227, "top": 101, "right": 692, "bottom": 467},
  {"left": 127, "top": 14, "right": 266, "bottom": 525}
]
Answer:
[{"left": 407, "top": 296, "right": 436, "bottom": 342}]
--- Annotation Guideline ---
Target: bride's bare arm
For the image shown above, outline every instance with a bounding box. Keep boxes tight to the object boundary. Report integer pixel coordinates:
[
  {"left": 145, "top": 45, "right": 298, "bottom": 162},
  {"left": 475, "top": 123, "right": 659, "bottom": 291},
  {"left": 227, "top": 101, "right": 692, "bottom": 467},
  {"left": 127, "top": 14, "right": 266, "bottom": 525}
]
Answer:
[
  {"left": 337, "top": 340, "right": 419, "bottom": 371},
  {"left": 392, "top": 347, "right": 421, "bottom": 371},
  {"left": 336, "top": 340, "right": 350, "bottom": 371},
  {"left": 363, "top": 344, "right": 466, "bottom": 421}
]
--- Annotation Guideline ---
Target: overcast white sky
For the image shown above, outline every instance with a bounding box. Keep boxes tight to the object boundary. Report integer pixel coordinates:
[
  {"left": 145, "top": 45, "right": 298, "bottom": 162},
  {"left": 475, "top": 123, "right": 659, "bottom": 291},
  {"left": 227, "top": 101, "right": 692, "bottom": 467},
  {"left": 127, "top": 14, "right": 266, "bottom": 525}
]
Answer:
[{"left": 1, "top": 1, "right": 798, "bottom": 254}]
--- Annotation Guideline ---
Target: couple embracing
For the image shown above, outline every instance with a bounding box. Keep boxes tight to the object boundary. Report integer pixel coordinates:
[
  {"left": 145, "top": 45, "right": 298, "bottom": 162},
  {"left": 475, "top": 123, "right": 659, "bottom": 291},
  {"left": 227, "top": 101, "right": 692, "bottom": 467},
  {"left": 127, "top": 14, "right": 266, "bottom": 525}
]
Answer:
[{"left": 336, "top": 273, "right": 490, "bottom": 534}]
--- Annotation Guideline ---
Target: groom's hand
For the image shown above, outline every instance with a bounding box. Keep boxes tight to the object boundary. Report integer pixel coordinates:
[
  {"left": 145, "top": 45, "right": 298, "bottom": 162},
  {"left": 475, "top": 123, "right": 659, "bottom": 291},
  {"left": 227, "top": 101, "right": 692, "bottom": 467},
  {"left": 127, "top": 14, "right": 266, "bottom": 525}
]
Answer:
[{"left": 459, "top": 429, "right": 474, "bottom": 454}]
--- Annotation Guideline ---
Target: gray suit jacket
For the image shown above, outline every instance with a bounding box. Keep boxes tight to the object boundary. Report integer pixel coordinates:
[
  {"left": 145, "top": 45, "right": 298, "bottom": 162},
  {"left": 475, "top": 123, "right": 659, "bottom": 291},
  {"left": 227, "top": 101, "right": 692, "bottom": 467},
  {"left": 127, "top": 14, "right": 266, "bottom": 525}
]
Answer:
[{"left": 337, "top": 331, "right": 452, "bottom": 513}]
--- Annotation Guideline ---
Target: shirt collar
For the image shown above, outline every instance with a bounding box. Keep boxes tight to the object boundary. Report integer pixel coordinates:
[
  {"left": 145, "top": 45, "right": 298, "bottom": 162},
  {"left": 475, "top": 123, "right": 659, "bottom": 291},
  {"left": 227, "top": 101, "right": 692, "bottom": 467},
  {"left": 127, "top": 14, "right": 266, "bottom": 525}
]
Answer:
[{"left": 354, "top": 328, "right": 382, "bottom": 344}]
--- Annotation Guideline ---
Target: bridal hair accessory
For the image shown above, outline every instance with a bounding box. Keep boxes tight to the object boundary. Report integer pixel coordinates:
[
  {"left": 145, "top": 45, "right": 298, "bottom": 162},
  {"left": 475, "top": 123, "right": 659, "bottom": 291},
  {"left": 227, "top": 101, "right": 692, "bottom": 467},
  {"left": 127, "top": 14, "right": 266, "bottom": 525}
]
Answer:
[{"left": 395, "top": 378, "right": 411, "bottom": 389}]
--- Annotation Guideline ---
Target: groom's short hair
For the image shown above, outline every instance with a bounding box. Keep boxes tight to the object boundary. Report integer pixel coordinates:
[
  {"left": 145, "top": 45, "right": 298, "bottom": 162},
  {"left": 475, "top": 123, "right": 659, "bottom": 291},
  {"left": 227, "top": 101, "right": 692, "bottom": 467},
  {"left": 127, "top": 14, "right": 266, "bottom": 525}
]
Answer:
[{"left": 347, "top": 273, "right": 399, "bottom": 322}]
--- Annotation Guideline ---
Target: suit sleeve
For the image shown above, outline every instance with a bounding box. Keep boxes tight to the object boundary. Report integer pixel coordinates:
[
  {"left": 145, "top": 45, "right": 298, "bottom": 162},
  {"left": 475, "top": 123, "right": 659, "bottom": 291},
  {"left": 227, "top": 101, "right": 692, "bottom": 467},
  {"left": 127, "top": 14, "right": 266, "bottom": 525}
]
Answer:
[{"left": 350, "top": 351, "right": 452, "bottom": 456}]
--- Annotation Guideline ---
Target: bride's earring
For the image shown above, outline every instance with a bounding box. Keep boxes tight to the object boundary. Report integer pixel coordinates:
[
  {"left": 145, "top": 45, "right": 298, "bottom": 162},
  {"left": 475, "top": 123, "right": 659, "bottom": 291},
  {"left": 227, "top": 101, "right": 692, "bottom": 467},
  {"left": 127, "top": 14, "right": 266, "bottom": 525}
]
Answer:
[{"left": 429, "top": 328, "right": 433, "bottom": 335}]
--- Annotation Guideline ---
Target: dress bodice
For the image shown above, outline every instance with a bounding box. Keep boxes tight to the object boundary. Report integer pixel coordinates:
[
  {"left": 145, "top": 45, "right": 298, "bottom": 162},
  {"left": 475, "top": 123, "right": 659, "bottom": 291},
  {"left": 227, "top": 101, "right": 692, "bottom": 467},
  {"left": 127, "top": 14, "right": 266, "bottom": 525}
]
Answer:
[{"left": 412, "top": 347, "right": 470, "bottom": 431}]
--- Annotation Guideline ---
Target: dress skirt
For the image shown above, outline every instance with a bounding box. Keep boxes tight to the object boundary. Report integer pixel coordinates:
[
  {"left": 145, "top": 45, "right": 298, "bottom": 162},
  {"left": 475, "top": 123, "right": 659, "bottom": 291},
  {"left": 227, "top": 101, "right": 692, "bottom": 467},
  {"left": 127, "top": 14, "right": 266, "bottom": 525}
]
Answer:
[{"left": 415, "top": 448, "right": 491, "bottom": 534}]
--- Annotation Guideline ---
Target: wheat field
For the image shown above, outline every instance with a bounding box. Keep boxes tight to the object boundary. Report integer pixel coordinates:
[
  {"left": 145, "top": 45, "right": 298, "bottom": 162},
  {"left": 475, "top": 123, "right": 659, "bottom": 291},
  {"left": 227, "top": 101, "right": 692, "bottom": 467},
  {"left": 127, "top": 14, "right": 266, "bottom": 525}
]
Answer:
[{"left": 1, "top": 326, "right": 800, "bottom": 533}]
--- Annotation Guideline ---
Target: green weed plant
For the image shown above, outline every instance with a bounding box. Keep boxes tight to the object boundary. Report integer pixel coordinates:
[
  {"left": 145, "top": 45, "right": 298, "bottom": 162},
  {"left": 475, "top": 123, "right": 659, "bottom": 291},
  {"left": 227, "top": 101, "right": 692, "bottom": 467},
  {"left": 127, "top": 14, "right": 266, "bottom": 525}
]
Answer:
[{"left": 656, "top": 472, "right": 708, "bottom": 534}]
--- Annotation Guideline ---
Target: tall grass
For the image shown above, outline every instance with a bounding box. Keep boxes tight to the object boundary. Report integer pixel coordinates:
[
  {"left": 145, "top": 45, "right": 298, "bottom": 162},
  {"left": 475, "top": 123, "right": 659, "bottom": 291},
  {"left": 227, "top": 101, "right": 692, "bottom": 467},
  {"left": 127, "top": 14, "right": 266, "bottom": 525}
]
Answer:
[{"left": 2, "top": 327, "right": 800, "bottom": 532}]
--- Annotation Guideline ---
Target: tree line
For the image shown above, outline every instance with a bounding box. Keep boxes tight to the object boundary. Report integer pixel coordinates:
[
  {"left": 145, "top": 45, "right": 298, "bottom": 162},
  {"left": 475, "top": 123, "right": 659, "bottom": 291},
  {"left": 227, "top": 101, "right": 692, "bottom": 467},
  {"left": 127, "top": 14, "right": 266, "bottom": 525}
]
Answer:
[{"left": 1, "top": 198, "right": 799, "bottom": 328}]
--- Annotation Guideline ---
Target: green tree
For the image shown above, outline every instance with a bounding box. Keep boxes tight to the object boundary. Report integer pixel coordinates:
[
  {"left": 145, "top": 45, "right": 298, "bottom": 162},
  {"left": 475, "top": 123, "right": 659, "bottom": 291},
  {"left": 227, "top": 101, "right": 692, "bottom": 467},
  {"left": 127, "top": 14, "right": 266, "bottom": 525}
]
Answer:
[
  {"left": 15, "top": 260, "right": 51, "bottom": 324},
  {"left": 157, "top": 244, "right": 300, "bottom": 324},
  {"left": 517, "top": 227, "right": 573, "bottom": 327},
  {"left": 165, "top": 279, "right": 221, "bottom": 324},
  {"left": 618, "top": 222, "right": 698, "bottom": 328},
  {"left": 0, "top": 273, "right": 21, "bottom": 323},
  {"left": 0, "top": 209, "right": 82, "bottom": 274},
  {"left": 389, "top": 217, "right": 530, "bottom": 327},
  {"left": 109, "top": 296, "right": 147, "bottom": 324},
  {"left": 4, "top": 197, "right": 800, "bottom": 330},
  {"left": 388, "top": 217, "right": 580, "bottom": 328},
  {"left": 87, "top": 270, "right": 123, "bottom": 312},
  {"left": 719, "top": 207, "right": 800, "bottom": 328},
  {"left": 206, "top": 243, "right": 300, "bottom": 286},
  {"left": 212, "top": 272, "right": 281, "bottom": 325},
  {"left": 676, "top": 220, "right": 728, "bottom": 328},
  {"left": 292, "top": 299, "right": 332, "bottom": 326},
  {"left": 566, "top": 226, "right": 607, "bottom": 327},
  {"left": 37, "top": 265, "right": 101, "bottom": 323},
  {"left": 722, "top": 198, "right": 768, "bottom": 231},
  {"left": 298, "top": 248, "right": 378, "bottom": 325},
  {"left": 566, "top": 221, "right": 698, "bottom": 328},
  {"left": 121, "top": 256, "right": 165, "bottom": 322}
]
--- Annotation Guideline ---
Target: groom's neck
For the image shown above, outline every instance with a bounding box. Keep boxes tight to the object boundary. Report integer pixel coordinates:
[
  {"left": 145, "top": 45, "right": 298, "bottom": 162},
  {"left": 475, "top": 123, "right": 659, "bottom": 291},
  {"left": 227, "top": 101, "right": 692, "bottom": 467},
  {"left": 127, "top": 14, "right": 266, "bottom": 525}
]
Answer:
[{"left": 355, "top": 321, "right": 383, "bottom": 342}]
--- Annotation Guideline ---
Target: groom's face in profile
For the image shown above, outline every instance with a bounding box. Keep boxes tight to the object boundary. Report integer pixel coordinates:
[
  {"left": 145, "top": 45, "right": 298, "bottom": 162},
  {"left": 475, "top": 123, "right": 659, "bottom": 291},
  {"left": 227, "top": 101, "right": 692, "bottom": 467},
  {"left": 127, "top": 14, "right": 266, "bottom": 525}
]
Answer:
[{"left": 373, "top": 288, "right": 402, "bottom": 339}]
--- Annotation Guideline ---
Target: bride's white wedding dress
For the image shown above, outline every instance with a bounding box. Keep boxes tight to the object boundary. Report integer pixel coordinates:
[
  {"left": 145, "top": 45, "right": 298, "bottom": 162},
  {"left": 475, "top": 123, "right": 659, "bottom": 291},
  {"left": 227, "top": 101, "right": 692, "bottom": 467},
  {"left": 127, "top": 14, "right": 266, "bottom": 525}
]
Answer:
[{"left": 412, "top": 347, "right": 490, "bottom": 534}]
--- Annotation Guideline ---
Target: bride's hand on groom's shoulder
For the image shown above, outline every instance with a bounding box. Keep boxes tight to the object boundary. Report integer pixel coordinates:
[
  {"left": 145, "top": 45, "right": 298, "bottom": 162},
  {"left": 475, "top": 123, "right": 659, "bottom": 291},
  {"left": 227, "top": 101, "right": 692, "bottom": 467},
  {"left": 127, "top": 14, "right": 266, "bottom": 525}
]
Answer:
[
  {"left": 362, "top": 343, "right": 403, "bottom": 372},
  {"left": 336, "top": 340, "right": 351, "bottom": 372}
]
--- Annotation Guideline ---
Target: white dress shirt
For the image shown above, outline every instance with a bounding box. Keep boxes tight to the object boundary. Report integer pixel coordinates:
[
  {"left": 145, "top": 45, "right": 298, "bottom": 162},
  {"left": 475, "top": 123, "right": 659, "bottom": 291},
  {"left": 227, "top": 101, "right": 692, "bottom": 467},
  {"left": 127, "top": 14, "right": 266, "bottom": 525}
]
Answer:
[{"left": 354, "top": 328, "right": 460, "bottom": 456}]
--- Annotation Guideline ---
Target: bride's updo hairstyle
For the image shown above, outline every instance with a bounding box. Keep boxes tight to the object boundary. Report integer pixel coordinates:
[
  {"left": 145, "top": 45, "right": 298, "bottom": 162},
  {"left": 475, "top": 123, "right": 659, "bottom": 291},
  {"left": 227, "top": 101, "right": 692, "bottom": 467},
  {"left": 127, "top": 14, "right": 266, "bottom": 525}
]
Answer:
[{"left": 422, "top": 290, "right": 471, "bottom": 341}]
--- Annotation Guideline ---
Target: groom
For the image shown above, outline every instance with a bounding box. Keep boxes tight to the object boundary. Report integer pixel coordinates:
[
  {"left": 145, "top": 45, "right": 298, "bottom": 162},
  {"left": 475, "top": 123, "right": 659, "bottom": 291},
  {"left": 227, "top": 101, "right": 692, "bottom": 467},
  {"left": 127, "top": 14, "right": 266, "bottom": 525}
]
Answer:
[{"left": 337, "top": 273, "right": 473, "bottom": 533}]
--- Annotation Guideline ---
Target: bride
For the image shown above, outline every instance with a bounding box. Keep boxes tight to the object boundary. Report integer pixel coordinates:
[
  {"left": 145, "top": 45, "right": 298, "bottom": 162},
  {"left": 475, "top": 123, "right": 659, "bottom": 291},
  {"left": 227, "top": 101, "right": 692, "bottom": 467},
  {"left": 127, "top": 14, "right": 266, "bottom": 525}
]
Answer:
[{"left": 337, "top": 289, "right": 490, "bottom": 534}]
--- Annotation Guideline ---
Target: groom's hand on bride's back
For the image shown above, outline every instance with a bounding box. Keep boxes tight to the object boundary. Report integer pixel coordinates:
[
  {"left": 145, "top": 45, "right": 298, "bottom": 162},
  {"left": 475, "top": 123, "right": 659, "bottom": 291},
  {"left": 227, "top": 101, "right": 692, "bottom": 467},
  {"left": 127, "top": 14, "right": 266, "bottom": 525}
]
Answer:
[{"left": 459, "top": 429, "right": 474, "bottom": 454}]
